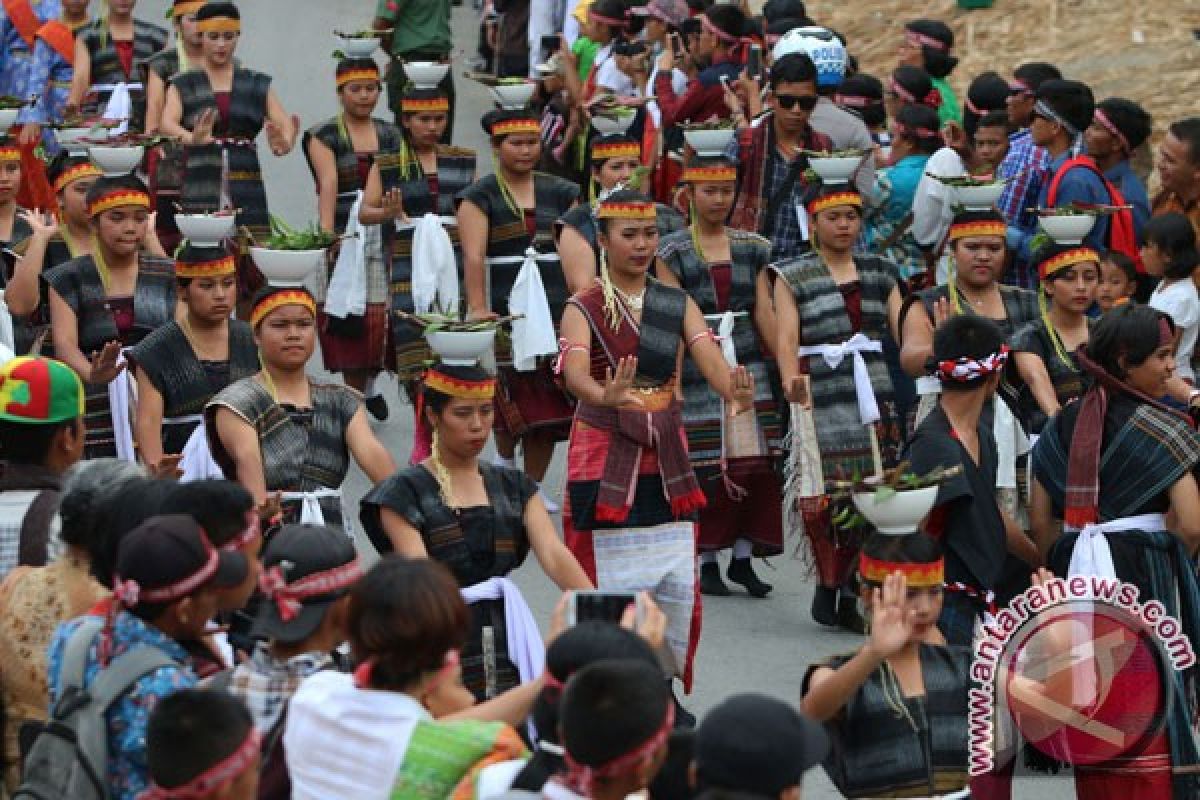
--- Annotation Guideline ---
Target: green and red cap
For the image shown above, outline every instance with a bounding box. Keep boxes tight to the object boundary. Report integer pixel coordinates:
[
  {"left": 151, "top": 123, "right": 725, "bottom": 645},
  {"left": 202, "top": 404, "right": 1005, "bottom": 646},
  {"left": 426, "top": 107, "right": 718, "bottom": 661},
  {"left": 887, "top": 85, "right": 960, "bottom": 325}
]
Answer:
[{"left": 0, "top": 356, "right": 85, "bottom": 425}]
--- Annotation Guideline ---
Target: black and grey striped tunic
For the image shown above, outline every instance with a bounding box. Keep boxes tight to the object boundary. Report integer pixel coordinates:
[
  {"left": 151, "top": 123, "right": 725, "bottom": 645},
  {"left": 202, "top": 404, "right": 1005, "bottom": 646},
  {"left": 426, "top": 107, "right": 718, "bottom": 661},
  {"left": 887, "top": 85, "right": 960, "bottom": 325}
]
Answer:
[{"left": 78, "top": 18, "right": 168, "bottom": 130}]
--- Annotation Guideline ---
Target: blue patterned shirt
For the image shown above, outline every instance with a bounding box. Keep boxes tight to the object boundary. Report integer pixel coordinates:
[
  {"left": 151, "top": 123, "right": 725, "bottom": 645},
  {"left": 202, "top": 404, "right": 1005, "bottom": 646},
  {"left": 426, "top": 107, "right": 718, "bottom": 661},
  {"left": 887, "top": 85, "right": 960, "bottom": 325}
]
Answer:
[
  {"left": 997, "top": 129, "right": 1049, "bottom": 231},
  {"left": 0, "top": 0, "right": 61, "bottom": 97},
  {"left": 47, "top": 611, "right": 195, "bottom": 800},
  {"left": 16, "top": 32, "right": 73, "bottom": 126}
]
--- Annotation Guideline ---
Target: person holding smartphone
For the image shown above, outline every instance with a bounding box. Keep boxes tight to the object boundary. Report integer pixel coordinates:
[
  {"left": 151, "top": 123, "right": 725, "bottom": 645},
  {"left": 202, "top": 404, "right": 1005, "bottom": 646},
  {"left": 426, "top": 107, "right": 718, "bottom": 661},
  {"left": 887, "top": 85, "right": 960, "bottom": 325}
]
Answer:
[{"left": 652, "top": 4, "right": 746, "bottom": 131}]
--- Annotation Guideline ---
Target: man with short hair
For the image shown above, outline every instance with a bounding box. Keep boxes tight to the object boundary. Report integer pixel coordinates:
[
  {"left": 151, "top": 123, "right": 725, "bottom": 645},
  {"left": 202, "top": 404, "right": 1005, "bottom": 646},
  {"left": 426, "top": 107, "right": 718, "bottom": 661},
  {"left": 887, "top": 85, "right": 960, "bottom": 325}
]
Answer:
[
  {"left": 0, "top": 355, "right": 85, "bottom": 579},
  {"left": 653, "top": 4, "right": 746, "bottom": 129},
  {"left": 373, "top": 0, "right": 455, "bottom": 142},
  {"left": 996, "top": 62, "right": 1062, "bottom": 226},
  {"left": 1153, "top": 117, "right": 1200, "bottom": 240},
  {"left": 1085, "top": 96, "right": 1153, "bottom": 238}
]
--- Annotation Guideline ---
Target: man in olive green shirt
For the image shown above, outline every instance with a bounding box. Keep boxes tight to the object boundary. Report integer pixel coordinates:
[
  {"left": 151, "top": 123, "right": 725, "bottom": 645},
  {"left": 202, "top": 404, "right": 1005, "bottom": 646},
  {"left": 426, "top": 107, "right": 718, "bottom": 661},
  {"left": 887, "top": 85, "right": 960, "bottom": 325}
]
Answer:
[{"left": 373, "top": 0, "right": 456, "bottom": 141}]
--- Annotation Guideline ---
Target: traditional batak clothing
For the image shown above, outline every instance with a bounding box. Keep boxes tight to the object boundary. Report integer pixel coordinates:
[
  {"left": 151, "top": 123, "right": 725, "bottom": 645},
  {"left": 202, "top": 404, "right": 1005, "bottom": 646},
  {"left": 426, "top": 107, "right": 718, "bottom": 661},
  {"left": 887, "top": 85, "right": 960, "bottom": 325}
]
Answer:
[
  {"left": 658, "top": 220, "right": 783, "bottom": 558},
  {"left": 76, "top": 15, "right": 168, "bottom": 130}
]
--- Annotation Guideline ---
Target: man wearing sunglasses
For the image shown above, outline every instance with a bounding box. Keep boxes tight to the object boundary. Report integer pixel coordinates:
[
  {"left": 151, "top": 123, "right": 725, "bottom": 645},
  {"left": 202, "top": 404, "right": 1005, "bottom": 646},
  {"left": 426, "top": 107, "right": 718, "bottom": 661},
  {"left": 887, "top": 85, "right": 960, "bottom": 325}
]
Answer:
[{"left": 727, "top": 52, "right": 830, "bottom": 262}]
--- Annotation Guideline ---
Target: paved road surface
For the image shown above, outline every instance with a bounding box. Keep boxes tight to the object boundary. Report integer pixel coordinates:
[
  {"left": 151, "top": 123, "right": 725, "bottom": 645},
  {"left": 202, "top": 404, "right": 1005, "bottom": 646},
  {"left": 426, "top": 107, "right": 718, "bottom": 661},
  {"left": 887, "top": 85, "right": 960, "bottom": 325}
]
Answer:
[{"left": 138, "top": 1, "right": 1074, "bottom": 795}]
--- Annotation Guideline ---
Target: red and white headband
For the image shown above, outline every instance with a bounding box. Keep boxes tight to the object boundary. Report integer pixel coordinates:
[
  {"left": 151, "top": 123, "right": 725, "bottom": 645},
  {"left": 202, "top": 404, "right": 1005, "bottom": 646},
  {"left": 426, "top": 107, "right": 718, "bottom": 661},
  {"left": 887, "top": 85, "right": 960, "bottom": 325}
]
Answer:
[
  {"left": 1093, "top": 108, "right": 1130, "bottom": 154},
  {"left": 140, "top": 726, "right": 262, "bottom": 799},
  {"left": 258, "top": 558, "right": 364, "bottom": 622},
  {"left": 562, "top": 703, "right": 675, "bottom": 795},
  {"left": 936, "top": 344, "right": 1010, "bottom": 383},
  {"left": 905, "top": 29, "right": 949, "bottom": 52}
]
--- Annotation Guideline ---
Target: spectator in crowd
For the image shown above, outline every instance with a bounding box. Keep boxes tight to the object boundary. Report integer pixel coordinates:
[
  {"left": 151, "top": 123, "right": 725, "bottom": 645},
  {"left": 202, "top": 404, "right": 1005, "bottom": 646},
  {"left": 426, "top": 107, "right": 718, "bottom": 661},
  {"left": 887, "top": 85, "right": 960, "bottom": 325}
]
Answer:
[
  {"left": 144, "top": 688, "right": 261, "bottom": 800},
  {"left": 1154, "top": 117, "right": 1200, "bottom": 239},
  {"left": 973, "top": 109, "right": 1011, "bottom": 174},
  {"left": 653, "top": 4, "right": 746, "bottom": 130},
  {"left": 1086, "top": 97, "right": 1153, "bottom": 237},
  {"left": 995, "top": 62, "right": 1062, "bottom": 242},
  {"left": 1097, "top": 251, "right": 1138, "bottom": 312},
  {"left": 1144, "top": 213, "right": 1200, "bottom": 384},
  {"left": 494, "top": 0, "right": 532, "bottom": 78}
]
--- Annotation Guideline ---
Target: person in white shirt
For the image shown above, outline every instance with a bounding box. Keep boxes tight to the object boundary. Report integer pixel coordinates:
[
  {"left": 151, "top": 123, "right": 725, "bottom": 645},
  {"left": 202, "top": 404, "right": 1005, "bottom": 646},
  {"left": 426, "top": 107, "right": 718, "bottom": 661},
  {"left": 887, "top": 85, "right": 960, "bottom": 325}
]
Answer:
[{"left": 1144, "top": 212, "right": 1200, "bottom": 383}]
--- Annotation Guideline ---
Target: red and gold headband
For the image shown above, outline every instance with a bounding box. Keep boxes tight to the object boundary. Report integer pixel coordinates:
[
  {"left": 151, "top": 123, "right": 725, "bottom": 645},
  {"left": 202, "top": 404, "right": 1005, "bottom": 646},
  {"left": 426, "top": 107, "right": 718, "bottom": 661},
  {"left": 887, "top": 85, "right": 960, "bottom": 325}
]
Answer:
[
  {"left": 424, "top": 368, "right": 496, "bottom": 399},
  {"left": 860, "top": 553, "right": 945, "bottom": 588},
  {"left": 336, "top": 67, "right": 380, "bottom": 88},
  {"left": 401, "top": 96, "right": 450, "bottom": 113},
  {"left": 0, "top": 143, "right": 20, "bottom": 164},
  {"left": 141, "top": 726, "right": 263, "bottom": 800},
  {"left": 197, "top": 16, "right": 240, "bottom": 33},
  {"left": 88, "top": 189, "right": 151, "bottom": 218},
  {"left": 592, "top": 141, "right": 641, "bottom": 161},
  {"left": 1038, "top": 246, "right": 1100, "bottom": 282},
  {"left": 250, "top": 289, "right": 316, "bottom": 327},
  {"left": 596, "top": 200, "right": 656, "bottom": 220},
  {"left": 948, "top": 220, "right": 1006, "bottom": 241},
  {"left": 176, "top": 254, "right": 237, "bottom": 279},
  {"left": 807, "top": 191, "right": 862, "bottom": 216},
  {"left": 682, "top": 165, "right": 737, "bottom": 183},
  {"left": 171, "top": 0, "right": 206, "bottom": 17},
  {"left": 491, "top": 118, "right": 540, "bottom": 137},
  {"left": 53, "top": 162, "right": 102, "bottom": 193}
]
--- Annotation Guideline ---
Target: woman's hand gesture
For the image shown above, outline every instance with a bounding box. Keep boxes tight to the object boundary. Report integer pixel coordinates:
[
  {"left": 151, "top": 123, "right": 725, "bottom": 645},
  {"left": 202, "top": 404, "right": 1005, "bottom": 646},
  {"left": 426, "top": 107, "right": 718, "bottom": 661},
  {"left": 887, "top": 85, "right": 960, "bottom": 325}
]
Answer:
[
  {"left": 190, "top": 107, "right": 218, "bottom": 147},
  {"left": 601, "top": 355, "right": 643, "bottom": 408},
  {"left": 381, "top": 187, "right": 408, "bottom": 223},
  {"left": 20, "top": 209, "right": 58, "bottom": 243},
  {"left": 728, "top": 365, "right": 755, "bottom": 415},
  {"left": 786, "top": 374, "right": 811, "bottom": 408},
  {"left": 864, "top": 571, "right": 917, "bottom": 660},
  {"left": 87, "top": 340, "right": 125, "bottom": 384},
  {"left": 932, "top": 296, "right": 954, "bottom": 328}
]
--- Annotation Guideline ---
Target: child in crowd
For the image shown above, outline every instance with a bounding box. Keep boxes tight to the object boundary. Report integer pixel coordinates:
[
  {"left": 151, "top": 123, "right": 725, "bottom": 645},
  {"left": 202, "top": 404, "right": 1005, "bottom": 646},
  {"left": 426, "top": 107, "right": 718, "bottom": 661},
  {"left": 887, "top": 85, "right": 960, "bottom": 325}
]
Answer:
[
  {"left": 143, "top": 689, "right": 260, "bottom": 800},
  {"left": 1144, "top": 212, "right": 1200, "bottom": 384},
  {"left": 972, "top": 109, "right": 1010, "bottom": 174},
  {"left": 1097, "top": 251, "right": 1138, "bottom": 312}
]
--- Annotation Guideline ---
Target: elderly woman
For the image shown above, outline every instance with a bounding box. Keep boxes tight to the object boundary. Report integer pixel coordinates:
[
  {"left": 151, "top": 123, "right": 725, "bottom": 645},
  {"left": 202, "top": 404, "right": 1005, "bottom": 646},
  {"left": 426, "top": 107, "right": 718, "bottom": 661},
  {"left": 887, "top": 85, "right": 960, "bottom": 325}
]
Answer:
[{"left": 0, "top": 458, "right": 143, "bottom": 792}]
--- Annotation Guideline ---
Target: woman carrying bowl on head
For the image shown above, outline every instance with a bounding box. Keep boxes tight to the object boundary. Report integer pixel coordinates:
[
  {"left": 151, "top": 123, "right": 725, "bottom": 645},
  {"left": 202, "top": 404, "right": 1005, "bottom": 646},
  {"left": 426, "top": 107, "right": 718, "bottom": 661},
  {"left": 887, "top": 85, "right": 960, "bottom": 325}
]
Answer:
[
  {"left": 128, "top": 243, "right": 259, "bottom": 475},
  {"left": 160, "top": 2, "right": 298, "bottom": 310},
  {"left": 457, "top": 108, "right": 579, "bottom": 509},
  {"left": 558, "top": 133, "right": 686, "bottom": 295},
  {"left": 360, "top": 80, "right": 478, "bottom": 394},
  {"left": 205, "top": 286, "right": 396, "bottom": 531},
  {"left": 303, "top": 58, "right": 403, "bottom": 418},
  {"left": 44, "top": 175, "right": 175, "bottom": 459},
  {"left": 360, "top": 361, "right": 592, "bottom": 700}
]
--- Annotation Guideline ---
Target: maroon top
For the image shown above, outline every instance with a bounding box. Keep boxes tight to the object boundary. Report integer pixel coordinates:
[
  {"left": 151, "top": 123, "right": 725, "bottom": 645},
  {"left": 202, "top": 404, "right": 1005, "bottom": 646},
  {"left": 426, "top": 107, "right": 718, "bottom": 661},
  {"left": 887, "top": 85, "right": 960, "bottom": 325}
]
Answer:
[
  {"left": 355, "top": 154, "right": 372, "bottom": 186},
  {"left": 214, "top": 91, "right": 232, "bottom": 127},
  {"left": 114, "top": 40, "right": 134, "bottom": 77},
  {"left": 427, "top": 174, "right": 440, "bottom": 205},
  {"left": 523, "top": 209, "right": 537, "bottom": 239},
  {"left": 799, "top": 281, "right": 862, "bottom": 375},
  {"left": 109, "top": 296, "right": 135, "bottom": 339},
  {"left": 709, "top": 261, "right": 732, "bottom": 312}
]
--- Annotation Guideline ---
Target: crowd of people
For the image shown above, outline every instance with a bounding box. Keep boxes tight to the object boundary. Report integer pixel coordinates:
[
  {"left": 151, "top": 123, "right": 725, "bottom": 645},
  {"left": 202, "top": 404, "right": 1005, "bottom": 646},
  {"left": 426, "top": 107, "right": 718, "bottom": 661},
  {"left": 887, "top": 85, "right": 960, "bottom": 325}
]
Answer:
[{"left": 1, "top": 0, "right": 1200, "bottom": 797}]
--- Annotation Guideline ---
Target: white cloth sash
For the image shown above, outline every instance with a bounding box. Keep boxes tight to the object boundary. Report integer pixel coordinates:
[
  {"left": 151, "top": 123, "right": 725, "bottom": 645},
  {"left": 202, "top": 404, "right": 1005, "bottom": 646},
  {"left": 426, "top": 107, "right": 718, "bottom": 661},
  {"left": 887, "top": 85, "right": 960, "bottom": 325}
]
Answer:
[
  {"left": 168, "top": 416, "right": 224, "bottom": 482},
  {"left": 280, "top": 488, "right": 342, "bottom": 527},
  {"left": 396, "top": 215, "right": 457, "bottom": 230},
  {"left": 410, "top": 212, "right": 459, "bottom": 314},
  {"left": 915, "top": 375, "right": 941, "bottom": 396},
  {"left": 505, "top": 248, "right": 558, "bottom": 372},
  {"left": 459, "top": 576, "right": 545, "bottom": 685},
  {"left": 798, "top": 333, "right": 883, "bottom": 424},
  {"left": 704, "top": 311, "right": 746, "bottom": 368},
  {"left": 324, "top": 191, "right": 367, "bottom": 319},
  {"left": 1066, "top": 513, "right": 1166, "bottom": 580},
  {"left": 107, "top": 350, "right": 137, "bottom": 463},
  {"left": 98, "top": 82, "right": 138, "bottom": 135}
]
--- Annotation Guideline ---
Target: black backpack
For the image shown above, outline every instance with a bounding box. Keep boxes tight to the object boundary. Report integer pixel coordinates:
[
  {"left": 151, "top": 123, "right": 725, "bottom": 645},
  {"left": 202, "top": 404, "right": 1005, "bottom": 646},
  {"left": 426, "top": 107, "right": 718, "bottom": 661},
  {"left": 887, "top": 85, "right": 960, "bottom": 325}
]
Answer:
[{"left": 13, "top": 618, "right": 177, "bottom": 800}]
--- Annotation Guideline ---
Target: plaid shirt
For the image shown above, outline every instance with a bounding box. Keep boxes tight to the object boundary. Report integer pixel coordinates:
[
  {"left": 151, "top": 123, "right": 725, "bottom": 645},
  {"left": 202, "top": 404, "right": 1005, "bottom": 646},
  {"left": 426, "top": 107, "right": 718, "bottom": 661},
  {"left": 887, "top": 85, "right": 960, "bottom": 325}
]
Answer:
[
  {"left": 997, "top": 129, "right": 1049, "bottom": 230},
  {"left": 726, "top": 133, "right": 813, "bottom": 262},
  {"left": 224, "top": 643, "right": 337, "bottom": 734}
]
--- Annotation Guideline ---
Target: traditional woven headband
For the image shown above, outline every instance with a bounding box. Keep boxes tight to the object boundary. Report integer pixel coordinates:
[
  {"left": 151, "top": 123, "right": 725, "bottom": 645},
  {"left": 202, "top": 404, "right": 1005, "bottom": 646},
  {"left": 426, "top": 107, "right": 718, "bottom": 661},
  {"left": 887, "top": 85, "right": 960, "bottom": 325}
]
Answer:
[
  {"left": 1039, "top": 246, "right": 1099, "bottom": 281},
  {"left": 401, "top": 96, "right": 450, "bottom": 113},
  {"left": 141, "top": 726, "right": 263, "bottom": 800},
  {"left": 592, "top": 141, "right": 641, "bottom": 160},
  {"left": 682, "top": 165, "right": 737, "bottom": 183},
  {"left": 596, "top": 200, "right": 656, "bottom": 219},
  {"left": 807, "top": 191, "right": 862, "bottom": 216},
  {"left": 905, "top": 29, "right": 949, "bottom": 52},
  {"left": 176, "top": 254, "right": 237, "bottom": 279},
  {"left": 1034, "top": 98, "right": 1077, "bottom": 136},
  {"left": 220, "top": 512, "right": 261, "bottom": 552},
  {"left": 258, "top": 558, "right": 364, "bottom": 622},
  {"left": 589, "top": 8, "right": 626, "bottom": 26},
  {"left": 53, "top": 162, "right": 102, "bottom": 193},
  {"left": 936, "top": 344, "right": 1009, "bottom": 383},
  {"left": 894, "top": 122, "right": 939, "bottom": 140},
  {"left": 860, "top": 553, "right": 945, "bottom": 587},
  {"left": 562, "top": 703, "right": 675, "bottom": 795},
  {"left": 197, "top": 17, "right": 240, "bottom": 33},
  {"left": 0, "top": 144, "right": 20, "bottom": 164},
  {"left": 948, "top": 220, "right": 1006, "bottom": 240},
  {"left": 336, "top": 67, "right": 380, "bottom": 88},
  {"left": 834, "top": 93, "right": 878, "bottom": 109},
  {"left": 171, "top": 0, "right": 206, "bottom": 17},
  {"left": 1093, "top": 108, "right": 1130, "bottom": 154},
  {"left": 424, "top": 368, "right": 496, "bottom": 399},
  {"left": 112, "top": 546, "right": 219, "bottom": 611},
  {"left": 491, "top": 118, "right": 540, "bottom": 137},
  {"left": 88, "top": 189, "right": 151, "bottom": 217},
  {"left": 250, "top": 289, "right": 316, "bottom": 327}
]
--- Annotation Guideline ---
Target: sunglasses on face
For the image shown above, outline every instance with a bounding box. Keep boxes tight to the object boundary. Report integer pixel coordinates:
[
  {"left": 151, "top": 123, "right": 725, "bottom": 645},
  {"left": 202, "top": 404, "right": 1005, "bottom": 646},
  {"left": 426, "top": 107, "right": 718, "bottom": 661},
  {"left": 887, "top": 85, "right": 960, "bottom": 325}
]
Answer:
[{"left": 775, "top": 93, "right": 818, "bottom": 111}]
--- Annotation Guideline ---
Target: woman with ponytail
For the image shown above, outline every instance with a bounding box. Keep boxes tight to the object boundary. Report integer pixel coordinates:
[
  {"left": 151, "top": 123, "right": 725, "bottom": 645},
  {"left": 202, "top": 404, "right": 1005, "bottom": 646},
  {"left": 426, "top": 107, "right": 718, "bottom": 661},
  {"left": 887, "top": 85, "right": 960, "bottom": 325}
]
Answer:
[
  {"left": 654, "top": 155, "right": 784, "bottom": 599},
  {"left": 360, "top": 361, "right": 591, "bottom": 700},
  {"left": 896, "top": 19, "right": 960, "bottom": 125}
]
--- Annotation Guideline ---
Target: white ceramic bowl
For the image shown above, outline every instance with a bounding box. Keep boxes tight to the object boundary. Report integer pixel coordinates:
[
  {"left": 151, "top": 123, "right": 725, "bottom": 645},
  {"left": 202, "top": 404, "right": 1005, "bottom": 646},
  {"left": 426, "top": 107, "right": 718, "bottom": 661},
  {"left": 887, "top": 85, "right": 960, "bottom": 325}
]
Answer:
[
  {"left": 405, "top": 61, "right": 449, "bottom": 89},
  {"left": 590, "top": 112, "right": 636, "bottom": 136},
  {"left": 952, "top": 181, "right": 1006, "bottom": 211},
  {"left": 807, "top": 155, "right": 861, "bottom": 185},
  {"left": 250, "top": 247, "right": 324, "bottom": 287},
  {"left": 490, "top": 82, "right": 537, "bottom": 110},
  {"left": 88, "top": 145, "right": 144, "bottom": 176},
  {"left": 337, "top": 36, "right": 380, "bottom": 58},
  {"left": 56, "top": 126, "right": 103, "bottom": 155},
  {"left": 176, "top": 213, "right": 236, "bottom": 246},
  {"left": 852, "top": 486, "right": 939, "bottom": 535},
  {"left": 1038, "top": 213, "right": 1097, "bottom": 245},
  {"left": 0, "top": 108, "right": 19, "bottom": 133},
  {"left": 425, "top": 329, "right": 496, "bottom": 366},
  {"left": 683, "top": 128, "right": 735, "bottom": 156}
]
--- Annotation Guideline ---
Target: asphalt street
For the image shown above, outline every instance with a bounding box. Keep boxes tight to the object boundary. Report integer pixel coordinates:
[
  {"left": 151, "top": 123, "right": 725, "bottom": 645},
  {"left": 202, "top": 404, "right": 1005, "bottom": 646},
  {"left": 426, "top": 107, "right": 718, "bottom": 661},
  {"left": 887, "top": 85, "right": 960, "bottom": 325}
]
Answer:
[{"left": 138, "top": 1, "right": 1072, "bottom": 795}]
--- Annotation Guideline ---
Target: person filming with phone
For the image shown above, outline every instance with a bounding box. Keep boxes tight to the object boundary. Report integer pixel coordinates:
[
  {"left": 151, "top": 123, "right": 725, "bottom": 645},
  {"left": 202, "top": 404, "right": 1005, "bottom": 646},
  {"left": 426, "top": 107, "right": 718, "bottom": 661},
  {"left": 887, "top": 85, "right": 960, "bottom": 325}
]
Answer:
[{"left": 653, "top": 4, "right": 747, "bottom": 130}]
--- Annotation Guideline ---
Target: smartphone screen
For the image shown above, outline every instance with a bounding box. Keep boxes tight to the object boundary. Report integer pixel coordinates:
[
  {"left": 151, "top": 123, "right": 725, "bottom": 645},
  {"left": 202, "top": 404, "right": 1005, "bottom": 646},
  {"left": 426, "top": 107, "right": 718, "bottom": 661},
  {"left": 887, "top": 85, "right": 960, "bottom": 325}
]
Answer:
[
  {"left": 540, "top": 34, "right": 560, "bottom": 61},
  {"left": 747, "top": 45, "right": 762, "bottom": 79},
  {"left": 571, "top": 591, "right": 637, "bottom": 624}
]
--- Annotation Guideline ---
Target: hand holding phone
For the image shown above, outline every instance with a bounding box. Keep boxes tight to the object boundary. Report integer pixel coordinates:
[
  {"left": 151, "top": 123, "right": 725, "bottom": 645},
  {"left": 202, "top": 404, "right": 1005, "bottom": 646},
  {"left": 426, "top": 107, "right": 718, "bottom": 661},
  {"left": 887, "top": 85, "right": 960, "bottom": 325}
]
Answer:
[{"left": 565, "top": 590, "right": 643, "bottom": 627}]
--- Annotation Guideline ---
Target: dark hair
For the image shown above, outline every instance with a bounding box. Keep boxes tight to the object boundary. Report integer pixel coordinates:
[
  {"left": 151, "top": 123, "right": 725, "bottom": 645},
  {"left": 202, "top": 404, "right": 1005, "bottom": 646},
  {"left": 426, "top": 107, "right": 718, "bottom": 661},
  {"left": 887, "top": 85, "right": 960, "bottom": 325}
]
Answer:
[
  {"left": 1101, "top": 250, "right": 1138, "bottom": 284},
  {"left": 422, "top": 362, "right": 493, "bottom": 416},
  {"left": 146, "top": 689, "right": 254, "bottom": 791},
  {"left": 683, "top": 153, "right": 737, "bottom": 174},
  {"left": 894, "top": 104, "right": 941, "bottom": 154},
  {"left": 590, "top": 0, "right": 629, "bottom": 37},
  {"left": 976, "top": 109, "right": 1010, "bottom": 134},
  {"left": 704, "top": 4, "right": 746, "bottom": 42},
  {"left": 159, "top": 480, "right": 255, "bottom": 548},
  {"left": 859, "top": 532, "right": 943, "bottom": 586},
  {"left": 1095, "top": 97, "right": 1152, "bottom": 153},
  {"left": 890, "top": 65, "right": 935, "bottom": 109},
  {"left": 58, "top": 460, "right": 146, "bottom": 550},
  {"left": 0, "top": 418, "right": 74, "bottom": 465},
  {"left": 836, "top": 73, "right": 885, "bottom": 129},
  {"left": 763, "top": 0, "right": 805, "bottom": 24},
  {"left": 947, "top": 208, "right": 1006, "bottom": 248},
  {"left": 88, "top": 478, "right": 177, "bottom": 587},
  {"left": 1144, "top": 212, "right": 1200, "bottom": 282},
  {"left": 765, "top": 16, "right": 806, "bottom": 38},
  {"left": 195, "top": 1, "right": 240, "bottom": 22},
  {"left": 514, "top": 622, "right": 660, "bottom": 791},
  {"left": 560, "top": 659, "right": 671, "bottom": 769},
  {"left": 347, "top": 556, "right": 469, "bottom": 690},
  {"left": 648, "top": 730, "right": 697, "bottom": 800},
  {"left": 964, "top": 71, "right": 1010, "bottom": 138},
  {"left": 904, "top": 19, "right": 956, "bottom": 78},
  {"left": 932, "top": 314, "right": 1007, "bottom": 392},
  {"left": 1088, "top": 303, "right": 1175, "bottom": 379},
  {"left": 1013, "top": 62, "right": 1062, "bottom": 92},
  {"left": 597, "top": 188, "right": 656, "bottom": 233},
  {"left": 175, "top": 242, "right": 232, "bottom": 289},
  {"left": 808, "top": 184, "right": 862, "bottom": 218},
  {"left": 1167, "top": 118, "right": 1200, "bottom": 166},
  {"left": 1036, "top": 79, "right": 1095, "bottom": 138},
  {"left": 85, "top": 173, "right": 150, "bottom": 210},
  {"left": 680, "top": 17, "right": 702, "bottom": 37},
  {"left": 769, "top": 52, "right": 817, "bottom": 90}
]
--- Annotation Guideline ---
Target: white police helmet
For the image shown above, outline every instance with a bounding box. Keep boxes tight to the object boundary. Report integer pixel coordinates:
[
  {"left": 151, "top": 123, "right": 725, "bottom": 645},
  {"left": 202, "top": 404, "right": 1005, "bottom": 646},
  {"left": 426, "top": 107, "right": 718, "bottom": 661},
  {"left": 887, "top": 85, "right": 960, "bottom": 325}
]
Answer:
[{"left": 771, "top": 26, "right": 847, "bottom": 88}]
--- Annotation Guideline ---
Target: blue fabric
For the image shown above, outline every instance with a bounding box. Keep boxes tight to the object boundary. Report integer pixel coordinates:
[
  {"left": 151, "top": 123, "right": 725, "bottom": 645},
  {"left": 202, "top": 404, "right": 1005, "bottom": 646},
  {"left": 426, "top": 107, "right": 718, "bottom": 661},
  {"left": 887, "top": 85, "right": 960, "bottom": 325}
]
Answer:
[
  {"left": 1104, "top": 160, "right": 1150, "bottom": 241},
  {"left": 1011, "top": 149, "right": 1111, "bottom": 263},
  {"left": 47, "top": 612, "right": 195, "bottom": 800},
  {"left": 881, "top": 155, "right": 928, "bottom": 222},
  {"left": 0, "top": 0, "right": 60, "bottom": 97},
  {"left": 16, "top": 35, "right": 72, "bottom": 128},
  {"left": 996, "top": 129, "right": 1048, "bottom": 231}
]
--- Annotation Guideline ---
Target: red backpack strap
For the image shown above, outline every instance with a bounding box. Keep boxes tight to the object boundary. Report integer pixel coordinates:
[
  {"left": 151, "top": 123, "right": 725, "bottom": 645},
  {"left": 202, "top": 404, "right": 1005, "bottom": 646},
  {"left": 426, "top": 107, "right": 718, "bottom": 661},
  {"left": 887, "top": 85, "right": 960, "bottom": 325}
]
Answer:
[{"left": 1045, "top": 156, "right": 1099, "bottom": 208}]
